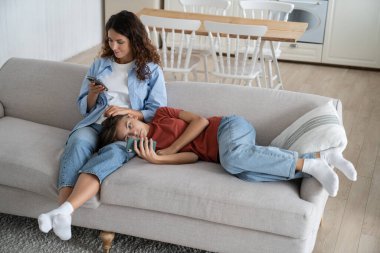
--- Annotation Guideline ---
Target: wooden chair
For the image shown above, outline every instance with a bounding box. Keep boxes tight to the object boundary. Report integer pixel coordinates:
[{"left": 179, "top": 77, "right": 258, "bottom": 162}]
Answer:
[
  {"left": 179, "top": 0, "right": 232, "bottom": 82},
  {"left": 204, "top": 20, "right": 267, "bottom": 87},
  {"left": 239, "top": 0, "right": 294, "bottom": 89},
  {"left": 140, "top": 15, "right": 202, "bottom": 82}
]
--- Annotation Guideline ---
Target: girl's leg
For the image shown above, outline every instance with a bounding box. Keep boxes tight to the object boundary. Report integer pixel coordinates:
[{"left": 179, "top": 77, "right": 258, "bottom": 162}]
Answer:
[
  {"left": 218, "top": 116, "right": 299, "bottom": 182},
  {"left": 217, "top": 116, "right": 340, "bottom": 196}
]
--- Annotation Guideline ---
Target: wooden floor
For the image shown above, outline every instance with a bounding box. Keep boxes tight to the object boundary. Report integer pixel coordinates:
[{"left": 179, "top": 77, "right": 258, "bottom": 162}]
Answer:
[{"left": 65, "top": 46, "right": 380, "bottom": 253}]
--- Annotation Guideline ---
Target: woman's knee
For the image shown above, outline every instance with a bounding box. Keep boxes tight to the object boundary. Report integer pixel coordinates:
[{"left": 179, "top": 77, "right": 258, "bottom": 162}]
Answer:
[{"left": 67, "top": 127, "right": 98, "bottom": 148}]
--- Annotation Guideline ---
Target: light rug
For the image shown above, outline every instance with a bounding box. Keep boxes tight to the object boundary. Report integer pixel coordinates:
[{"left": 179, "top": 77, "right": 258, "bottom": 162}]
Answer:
[{"left": 0, "top": 213, "right": 211, "bottom": 253}]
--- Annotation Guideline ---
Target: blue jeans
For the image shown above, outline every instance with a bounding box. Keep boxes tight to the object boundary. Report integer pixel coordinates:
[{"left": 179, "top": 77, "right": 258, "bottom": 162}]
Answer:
[
  {"left": 217, "top": 116, "right": 314, "bottom": 182},
  {"left": 58, "top": 123, "right": 135, "bottom": 189}
]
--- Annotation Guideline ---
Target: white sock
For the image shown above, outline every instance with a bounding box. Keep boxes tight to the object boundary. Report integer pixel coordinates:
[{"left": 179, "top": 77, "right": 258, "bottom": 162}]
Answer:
[
  {"left": 320, "top": 148, "right": 357, "bottom": 181},
  {"left": 38, "top": 202, "right": 74, "bottom": 234},
  {"left": 53, "top": 214, "right": 72, "bottom": 240},
  {"left": 302, "top": 159, "right": 339, "bottom": 197}
]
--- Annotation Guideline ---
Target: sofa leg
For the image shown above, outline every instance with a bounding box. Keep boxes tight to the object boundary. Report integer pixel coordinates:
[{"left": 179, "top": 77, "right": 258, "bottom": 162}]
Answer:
[{"left": 99, "top": 231, "right": 115, "bottom": 253}]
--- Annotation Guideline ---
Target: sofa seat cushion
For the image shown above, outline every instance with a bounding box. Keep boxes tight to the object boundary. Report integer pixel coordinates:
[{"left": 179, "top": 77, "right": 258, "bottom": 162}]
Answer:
[
  {"left": 100, "top": 158, "right": 317, "bottom": 239},
  {"left": 0, "top": 117, "right": 68, "bottom": 200}
]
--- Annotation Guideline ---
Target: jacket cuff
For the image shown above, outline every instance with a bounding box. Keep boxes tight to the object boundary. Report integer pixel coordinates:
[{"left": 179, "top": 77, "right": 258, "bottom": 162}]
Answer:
[{"left": 141, "top": 109, "right": 154, "bottom": 123}]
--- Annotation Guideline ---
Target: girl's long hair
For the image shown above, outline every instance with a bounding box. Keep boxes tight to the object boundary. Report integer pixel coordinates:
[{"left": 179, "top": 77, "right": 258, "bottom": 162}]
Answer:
[
  {"left": 100, "top": 10, "right": 161, "bottom": 80},
  {"left": 98, "top": 115, "right": 125, "bottom": 149}
]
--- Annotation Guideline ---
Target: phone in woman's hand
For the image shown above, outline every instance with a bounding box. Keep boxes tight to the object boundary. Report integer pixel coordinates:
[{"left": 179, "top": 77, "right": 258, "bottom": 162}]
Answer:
[{"left": 87, "top": 76, "right": 109, "bottom": 91}]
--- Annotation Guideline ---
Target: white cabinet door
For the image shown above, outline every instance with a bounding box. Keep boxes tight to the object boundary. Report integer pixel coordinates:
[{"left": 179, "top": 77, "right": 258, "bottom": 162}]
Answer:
[
  {"left": 280, "top": 42, "right": 323, "bottom": 63},
  {"left": 322, "top": 0, "right": 380, "bottom": 68}
]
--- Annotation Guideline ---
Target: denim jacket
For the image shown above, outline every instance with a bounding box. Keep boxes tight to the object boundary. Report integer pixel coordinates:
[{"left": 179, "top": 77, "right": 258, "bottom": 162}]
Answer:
[{"left": 72, "top": 57, "right": 167, "bottom": 132}]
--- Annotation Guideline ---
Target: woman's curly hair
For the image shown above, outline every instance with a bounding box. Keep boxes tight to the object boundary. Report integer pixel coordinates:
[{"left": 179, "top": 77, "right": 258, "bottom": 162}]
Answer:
[{"left": 100, "top": 10, "right": 161, "bottom": 80}]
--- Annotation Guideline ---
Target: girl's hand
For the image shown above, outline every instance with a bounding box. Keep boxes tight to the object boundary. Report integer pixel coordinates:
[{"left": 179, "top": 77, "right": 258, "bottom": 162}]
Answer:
[
  {"left": 134, "top": 137, "right": 161, "bottom": 164},
  {"left": 88, "top": 82, "right": 106, "bottom": 94},
  {"left": 104, "top": 106, "right": 143, "bottom": 120}
]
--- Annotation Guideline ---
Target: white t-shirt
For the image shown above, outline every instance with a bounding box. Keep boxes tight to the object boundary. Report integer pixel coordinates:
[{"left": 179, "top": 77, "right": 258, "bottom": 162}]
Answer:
[{"left": 96, "top": 60, "right": 134, "bottom": 124}]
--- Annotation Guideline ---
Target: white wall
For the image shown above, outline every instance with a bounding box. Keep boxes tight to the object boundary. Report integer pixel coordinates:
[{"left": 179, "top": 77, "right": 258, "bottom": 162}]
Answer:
[
  {"left": 105, "top": 0, "right": 162, "bottom": 23},
  {"left": 0, "top": 0, "right": 103, "bottom": 67}
]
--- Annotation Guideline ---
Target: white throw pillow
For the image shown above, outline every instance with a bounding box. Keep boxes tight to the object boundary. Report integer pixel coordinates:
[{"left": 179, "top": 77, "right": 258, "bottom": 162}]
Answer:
[{"left": 270, "top": 101, "right": 347, "bottom": 154}]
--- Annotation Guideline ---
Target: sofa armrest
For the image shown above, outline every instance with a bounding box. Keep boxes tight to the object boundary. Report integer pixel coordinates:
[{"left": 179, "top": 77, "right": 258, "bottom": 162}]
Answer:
[
  {"left": 300, "top": 177, "right": 328, "bottom": 203},
  {"left": 0, "top": 101, "right": 4, "bottom": 118}
]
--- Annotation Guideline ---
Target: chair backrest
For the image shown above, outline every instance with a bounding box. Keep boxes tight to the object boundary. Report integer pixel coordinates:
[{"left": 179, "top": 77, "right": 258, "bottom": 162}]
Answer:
[
  {"left": 179, "top": 0, "right": 232, "bottom": 51},
  {"left": 239, "top": 0, "right": 294, "bottom": 51},
  {"left": 179, "top": 0, "right": 232, "bottom": 15},
  {"left": 204, "top": 20, "right": 267, "bottom": 86},
  {"left": 239, "top": 0, "right": 294, "bottom": 21},
  {"left": 140, "top": 15, "right": 201, "bottom": 72}
]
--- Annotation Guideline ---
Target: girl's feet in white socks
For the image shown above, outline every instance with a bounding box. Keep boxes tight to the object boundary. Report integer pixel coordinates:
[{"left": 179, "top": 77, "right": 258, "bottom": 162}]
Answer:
[
  {"left": 320, "top": 148, "right": 357, "bottom": 181},
  {"left": 38, "top": 201, "right": 74, "bottom": 240},
  {"left": 302, "top": 159, "right": 339, "bottom": 197}
]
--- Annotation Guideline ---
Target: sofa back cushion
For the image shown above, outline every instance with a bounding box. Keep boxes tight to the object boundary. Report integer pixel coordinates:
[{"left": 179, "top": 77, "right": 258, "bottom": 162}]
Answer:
[
  {"left": 166, "top": 81, "right": 340, "bottom": 145},
  {"left": 0, "top": 58, "right": 85, "bottom": 130}
]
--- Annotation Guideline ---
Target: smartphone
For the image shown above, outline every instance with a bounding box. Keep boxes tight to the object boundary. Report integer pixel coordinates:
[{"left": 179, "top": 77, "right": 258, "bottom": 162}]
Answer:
[
  {"left": 86, "top": 75, "right": 109, "bottom": 91},
  {"left": 126, "top": 138, "right": 157, "bottom": 153}
]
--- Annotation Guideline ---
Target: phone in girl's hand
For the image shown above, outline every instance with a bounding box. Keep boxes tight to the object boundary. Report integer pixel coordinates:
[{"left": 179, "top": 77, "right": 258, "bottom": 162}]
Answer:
[
  {"left": 126, "top": 138, "right": 157, "bottom": 153},
  {"left": 86, "top": 76, "right": 109, "bottom": 91}
]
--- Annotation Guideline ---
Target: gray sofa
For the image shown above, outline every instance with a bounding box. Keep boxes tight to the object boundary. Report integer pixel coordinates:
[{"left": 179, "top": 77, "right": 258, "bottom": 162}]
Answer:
[{"left": 0, "top": 58, "right": 336, "bottom": 253}]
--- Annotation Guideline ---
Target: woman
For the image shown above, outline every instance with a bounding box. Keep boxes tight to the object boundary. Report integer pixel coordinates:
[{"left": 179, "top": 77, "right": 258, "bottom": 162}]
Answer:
[
  {"left": 38, "top": 10, "right": 167, "bottom": 240},
  {"left": 99, "top": 107, "right": 357, "bottom": 199}
]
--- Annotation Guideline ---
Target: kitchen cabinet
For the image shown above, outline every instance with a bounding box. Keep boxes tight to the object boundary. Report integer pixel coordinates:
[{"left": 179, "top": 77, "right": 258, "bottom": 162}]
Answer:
[
  {"left": 322, "top": 0, "right": 380, "bottom": 68},
  {"left": 279, "top": 42, "right": 323, "bottom": 63}
]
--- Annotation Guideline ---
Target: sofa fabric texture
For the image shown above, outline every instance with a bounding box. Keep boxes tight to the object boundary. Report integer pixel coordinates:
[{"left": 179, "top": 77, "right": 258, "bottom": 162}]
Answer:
[{"left": 0, "top": 58, "right": 336, "bottom": 253}]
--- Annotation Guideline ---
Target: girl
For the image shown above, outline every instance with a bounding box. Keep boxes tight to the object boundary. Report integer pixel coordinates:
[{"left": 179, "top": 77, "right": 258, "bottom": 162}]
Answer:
[
  {"left": 100, "top": 107, "right": 357, "bottom": 199},
  {"left": 38, "top": 10, "right": 167, "bottom": 240}
]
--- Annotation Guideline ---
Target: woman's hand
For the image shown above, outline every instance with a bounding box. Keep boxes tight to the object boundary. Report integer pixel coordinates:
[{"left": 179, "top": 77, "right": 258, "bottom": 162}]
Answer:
[
  {"left": 104, "top": 105, "right": 144, "bottom": 120},
  {"left": 87, "top": 82, "right": 106, "bottom": 111},
  {"left": 134, "top": 137, "right": 161, "bottom": 164},
  {"left": 88, "top": 82, "right": 106, "bottom": 94}
]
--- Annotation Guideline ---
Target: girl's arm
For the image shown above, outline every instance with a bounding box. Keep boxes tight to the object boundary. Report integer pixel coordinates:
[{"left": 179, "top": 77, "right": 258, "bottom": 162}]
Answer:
[
  {"left": 157, "top": 110, "right": 209, "bottom": 156},
  {"left": 134, "top": 138, "right": 199, "bottom": 164}
]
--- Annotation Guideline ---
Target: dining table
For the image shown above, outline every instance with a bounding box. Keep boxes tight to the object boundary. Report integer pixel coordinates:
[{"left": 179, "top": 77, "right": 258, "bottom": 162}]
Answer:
[{"left": 136, "top": 8, "right": 308, "bottom": 88}]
